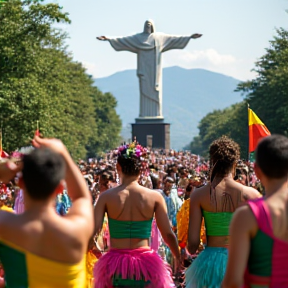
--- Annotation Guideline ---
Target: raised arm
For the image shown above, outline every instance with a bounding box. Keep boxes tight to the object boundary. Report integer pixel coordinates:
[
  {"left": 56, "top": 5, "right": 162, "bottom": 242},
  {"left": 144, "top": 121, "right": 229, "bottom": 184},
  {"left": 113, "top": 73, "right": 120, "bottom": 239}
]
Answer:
[
  {"left": 0, "top": 161, "right": 21, "bottom": 183},
  {"left": 32, "top": 137, "right": 93, "bottom": 232}
]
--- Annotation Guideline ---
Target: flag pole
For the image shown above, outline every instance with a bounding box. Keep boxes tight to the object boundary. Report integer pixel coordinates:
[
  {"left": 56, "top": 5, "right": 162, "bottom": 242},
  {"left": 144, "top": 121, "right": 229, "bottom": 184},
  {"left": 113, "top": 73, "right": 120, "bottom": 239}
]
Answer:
[
  {"left": 247, "top": 103, "right": 250, "bottom": 162},
  {"left": 247, "top": 103, "right": 250, "bottom": 186},
  {"left": 0, "top": 126, "right": 2, "bottom": 159}
]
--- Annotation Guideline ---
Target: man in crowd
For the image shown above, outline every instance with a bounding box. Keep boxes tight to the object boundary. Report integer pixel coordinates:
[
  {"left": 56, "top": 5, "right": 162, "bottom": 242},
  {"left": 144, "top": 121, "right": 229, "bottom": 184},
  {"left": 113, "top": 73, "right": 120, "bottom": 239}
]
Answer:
[
  {"left": 160, "top": 177, "right": 182, "bottom": 229},
  {"left": 0, "top": 137, "right": 93, "bottom": 287},
  {"left": 159, "top": 176, "right": 182, "bottom": 266}
]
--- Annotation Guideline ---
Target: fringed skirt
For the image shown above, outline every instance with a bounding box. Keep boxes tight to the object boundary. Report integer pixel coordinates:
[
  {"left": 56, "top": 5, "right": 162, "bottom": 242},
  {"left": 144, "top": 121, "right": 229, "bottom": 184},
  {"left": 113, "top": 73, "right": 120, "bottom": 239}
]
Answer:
[
  {"left": 93, "top": 247, "right": 175, "bottom": 288},
  {"left": 185, "top": 247, "right": 228, "bottom": 288}
]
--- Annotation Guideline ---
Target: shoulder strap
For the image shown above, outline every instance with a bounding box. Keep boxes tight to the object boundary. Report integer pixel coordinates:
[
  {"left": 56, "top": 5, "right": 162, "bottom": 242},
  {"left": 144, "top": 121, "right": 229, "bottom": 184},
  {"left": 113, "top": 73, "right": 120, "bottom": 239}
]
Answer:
[{"left": 248, "top": 198, "right": 273, "bottom": 236}]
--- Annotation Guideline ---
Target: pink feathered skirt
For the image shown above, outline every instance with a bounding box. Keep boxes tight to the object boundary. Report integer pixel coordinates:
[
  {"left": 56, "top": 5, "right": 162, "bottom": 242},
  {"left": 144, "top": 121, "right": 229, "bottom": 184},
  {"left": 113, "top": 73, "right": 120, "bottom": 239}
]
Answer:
[{"left": 93, "top": 247, "right": 175, "bottom": 288}]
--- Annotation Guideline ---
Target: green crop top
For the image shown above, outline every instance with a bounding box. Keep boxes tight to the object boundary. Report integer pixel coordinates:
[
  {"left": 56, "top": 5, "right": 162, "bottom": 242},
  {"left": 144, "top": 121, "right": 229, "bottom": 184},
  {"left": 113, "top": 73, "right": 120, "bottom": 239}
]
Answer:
[
  {"left": 108, "top": 218, "right": 153, "bottom": 239},
  {"left": 203, "top": 210, "right": 233, "bottom": 236}
]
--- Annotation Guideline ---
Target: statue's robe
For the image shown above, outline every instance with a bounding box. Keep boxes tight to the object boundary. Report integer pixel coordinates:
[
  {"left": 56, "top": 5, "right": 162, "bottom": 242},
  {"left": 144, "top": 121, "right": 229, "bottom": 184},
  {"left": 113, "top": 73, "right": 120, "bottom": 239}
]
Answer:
[{"left": 108, "top": 32, "right": 191, "bottom": 117}]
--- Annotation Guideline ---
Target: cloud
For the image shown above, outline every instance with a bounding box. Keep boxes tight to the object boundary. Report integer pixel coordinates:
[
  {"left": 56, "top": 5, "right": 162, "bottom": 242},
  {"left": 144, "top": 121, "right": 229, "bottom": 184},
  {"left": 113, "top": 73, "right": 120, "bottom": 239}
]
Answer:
[
  {"left": 81, "top": 61, "right": 98, "bottom": 78},
  {"left": 163, "top": 48, "right": 256, "bottom": 80},
  {"left": 179, "top": 49, "right": 236, "bottom": 66}
]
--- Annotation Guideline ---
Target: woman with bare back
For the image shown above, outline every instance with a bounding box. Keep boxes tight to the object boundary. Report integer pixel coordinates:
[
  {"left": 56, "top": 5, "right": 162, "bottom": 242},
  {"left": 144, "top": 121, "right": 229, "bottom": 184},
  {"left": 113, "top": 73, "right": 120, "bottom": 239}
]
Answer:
[
  {"left": 185, "top": 136, "right": 260, "bottom": 288},
  {"left": 93, "top": 143, "right": 179, "bottom": 287}
]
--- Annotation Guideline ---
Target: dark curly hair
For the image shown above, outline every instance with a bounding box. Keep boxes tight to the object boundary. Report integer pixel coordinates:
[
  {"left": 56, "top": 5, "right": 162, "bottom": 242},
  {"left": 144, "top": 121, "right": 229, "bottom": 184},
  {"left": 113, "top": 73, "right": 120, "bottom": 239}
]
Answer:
[
  {"left": 117, "top": 155, "right": 142, "bottom": 176},
  {"left": 209, "top": 136, "right": 240, "bottom": 181}
]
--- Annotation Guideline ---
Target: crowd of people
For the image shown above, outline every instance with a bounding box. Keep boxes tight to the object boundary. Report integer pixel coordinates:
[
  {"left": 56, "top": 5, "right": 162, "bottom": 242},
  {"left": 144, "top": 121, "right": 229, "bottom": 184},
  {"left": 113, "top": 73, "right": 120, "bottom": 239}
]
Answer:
[{"left": 0, "top": 134, "right": 287, "bottom": 287}]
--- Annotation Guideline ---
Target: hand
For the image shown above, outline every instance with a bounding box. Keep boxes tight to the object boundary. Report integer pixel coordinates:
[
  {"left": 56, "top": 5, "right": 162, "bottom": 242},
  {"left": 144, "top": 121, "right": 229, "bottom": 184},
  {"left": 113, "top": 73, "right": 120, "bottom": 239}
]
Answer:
[
  {"left": 32, "top": 136, "right": 68, "bottom": 156},
  {"left": 96, "top": 36, "right": 108, "bottom": 41},
  {"left": 0, "top": 161, "right": 22, "bottom": 183},
  {"left": 191, "top": 33, "right": 202, "bottom": 39}
]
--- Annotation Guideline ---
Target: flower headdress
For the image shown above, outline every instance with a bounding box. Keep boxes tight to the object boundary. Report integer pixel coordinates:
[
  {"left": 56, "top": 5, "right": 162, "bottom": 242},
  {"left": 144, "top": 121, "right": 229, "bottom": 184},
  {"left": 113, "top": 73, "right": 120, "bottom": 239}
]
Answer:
[{"left": 116, "top": 142, "right": 148, "bottom": 160}]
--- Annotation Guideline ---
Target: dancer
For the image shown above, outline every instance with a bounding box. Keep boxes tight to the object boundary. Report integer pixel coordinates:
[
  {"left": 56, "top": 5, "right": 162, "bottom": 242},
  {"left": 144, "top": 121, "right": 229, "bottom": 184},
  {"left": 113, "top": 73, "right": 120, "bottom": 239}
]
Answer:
[
  {"left": 93, "top": 142, "right": 179, "bottom": 288},
  {"left": 185, "top": 136, "right": 260, "bottom": 288},
  {"left": 223, "top": 135, "right": 288, "bottom": 287},
  {"left": 0, "top": 137, "right": 93, "bottom": 288}
]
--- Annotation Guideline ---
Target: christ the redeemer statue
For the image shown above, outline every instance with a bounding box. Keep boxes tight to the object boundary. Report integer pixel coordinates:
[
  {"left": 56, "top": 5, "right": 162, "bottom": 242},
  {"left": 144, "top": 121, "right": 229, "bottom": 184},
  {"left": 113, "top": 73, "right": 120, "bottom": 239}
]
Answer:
[{"left": 97, "top": 20, "right": 202, "bottom": 119}]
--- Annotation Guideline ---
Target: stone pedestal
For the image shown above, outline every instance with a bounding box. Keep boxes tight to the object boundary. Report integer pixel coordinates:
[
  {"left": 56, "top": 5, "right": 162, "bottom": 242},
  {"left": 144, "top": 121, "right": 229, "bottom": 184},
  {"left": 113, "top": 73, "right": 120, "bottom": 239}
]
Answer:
[{"left": 131, "top": 117, "right": 170, "bottom": 149}]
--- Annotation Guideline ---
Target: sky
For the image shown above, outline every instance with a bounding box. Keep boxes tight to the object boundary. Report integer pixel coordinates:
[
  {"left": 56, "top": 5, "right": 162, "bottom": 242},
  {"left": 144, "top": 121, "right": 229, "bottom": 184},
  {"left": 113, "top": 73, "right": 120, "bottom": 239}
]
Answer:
[{"left": 53, "top": 0, "right": 288, "bottom": 81}]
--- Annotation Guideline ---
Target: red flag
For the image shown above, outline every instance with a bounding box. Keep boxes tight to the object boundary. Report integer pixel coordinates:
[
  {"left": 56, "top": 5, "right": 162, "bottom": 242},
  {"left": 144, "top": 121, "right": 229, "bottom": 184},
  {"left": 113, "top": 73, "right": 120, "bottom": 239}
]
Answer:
[{"left": 248, "top": 108, "right": 270, "bottom": 153}]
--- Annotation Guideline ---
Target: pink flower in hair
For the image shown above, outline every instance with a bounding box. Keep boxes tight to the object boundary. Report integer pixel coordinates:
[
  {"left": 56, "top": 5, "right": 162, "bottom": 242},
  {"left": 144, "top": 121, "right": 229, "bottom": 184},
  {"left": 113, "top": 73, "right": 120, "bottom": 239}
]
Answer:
[{"left": 135, "top": 149, "right": 141, "bottom": 157}]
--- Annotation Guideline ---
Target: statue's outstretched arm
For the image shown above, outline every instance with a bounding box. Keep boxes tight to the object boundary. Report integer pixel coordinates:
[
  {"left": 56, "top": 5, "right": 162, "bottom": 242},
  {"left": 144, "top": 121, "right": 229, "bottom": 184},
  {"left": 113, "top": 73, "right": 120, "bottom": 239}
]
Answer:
[
  {"left": 96, "top": 36, "right": 109, "bottom": 41},
  {"left": 191, "top": 34, "right": 202, "bottom": 39}
]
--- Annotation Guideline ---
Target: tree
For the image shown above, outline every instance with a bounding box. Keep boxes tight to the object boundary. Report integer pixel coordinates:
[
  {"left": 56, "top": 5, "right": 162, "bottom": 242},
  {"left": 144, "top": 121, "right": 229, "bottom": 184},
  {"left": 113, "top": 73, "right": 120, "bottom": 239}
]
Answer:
[
  {"left": 187, "top": 103, "right": 248, "bottom": 158},
  {"left": 0, "top": 0, "right": 71, "bottom": 151},
  {"left": 0, "top": 0, "right": 122, "bottom": 158},
  {"left": 86, "top": 87, "right": 122, "bottom": 157},
  {"left": 187, "top": 22, "right": 288, "bottom": 158},
  {"left": 237, "top": 27, "right": 288, "bottom": 136}
]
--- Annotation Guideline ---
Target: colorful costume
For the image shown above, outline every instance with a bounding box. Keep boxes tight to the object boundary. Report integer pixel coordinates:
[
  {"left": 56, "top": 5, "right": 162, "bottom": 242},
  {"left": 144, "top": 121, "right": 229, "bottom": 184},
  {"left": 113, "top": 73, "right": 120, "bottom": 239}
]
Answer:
[
  {"left": 185, "top": 211, "right": 233, "bottom": 288},
  {"left": 86, "top": 250, "right": 98, "bottom": 288},
  {"left": 177, "top": 199, "right": 206, "bottom": 249},
  {"left": 14, "top": 189, "right": 25, "bottom": 214},
  {"left": 93, "top": 218, "right": 174, "bottom": 288},
  {"left": 61, "top": 192, "right": 72, "bottom": 210},
  {"left": 150, "top": 218, "right": 161, "bottom": 252},
  {"left": 244, "top": 199, "right": 288, "bottom": 287},
  {"left": 0, "top": 238, "right": 87, "bottom": 288},
  {"left": 160, "top": 189, "right": 182, "bottom": 228},
  {"left": 159, "top": 189, "right": 182, "bottom": 265}
]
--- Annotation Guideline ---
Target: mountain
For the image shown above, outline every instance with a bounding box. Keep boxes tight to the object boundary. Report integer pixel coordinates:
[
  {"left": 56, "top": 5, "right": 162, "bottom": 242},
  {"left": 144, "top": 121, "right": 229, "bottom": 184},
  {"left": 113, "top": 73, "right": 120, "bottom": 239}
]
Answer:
[{"left": 94, "top": 66, "right": 243, "bottom": 150}]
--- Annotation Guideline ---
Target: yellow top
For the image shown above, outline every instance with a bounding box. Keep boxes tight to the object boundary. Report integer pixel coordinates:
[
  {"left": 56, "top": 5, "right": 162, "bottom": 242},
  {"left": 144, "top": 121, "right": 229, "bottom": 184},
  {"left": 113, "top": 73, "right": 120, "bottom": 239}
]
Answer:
[
  {"left": 0, "top": 206, "right": 15, "bottom": 213},
  {"left": 0, "top": 238, "right": 87, "bottom": 288}
]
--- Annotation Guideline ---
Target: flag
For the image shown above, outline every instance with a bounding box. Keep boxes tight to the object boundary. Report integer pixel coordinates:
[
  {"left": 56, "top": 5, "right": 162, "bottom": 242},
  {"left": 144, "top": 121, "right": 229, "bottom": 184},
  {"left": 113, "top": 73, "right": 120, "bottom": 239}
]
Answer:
[
  {"left": 34, "top": 129, "right": 40, "bottom": 137},
  {"left": 248, "top": 108, "right": 270, "bottom": 160}
]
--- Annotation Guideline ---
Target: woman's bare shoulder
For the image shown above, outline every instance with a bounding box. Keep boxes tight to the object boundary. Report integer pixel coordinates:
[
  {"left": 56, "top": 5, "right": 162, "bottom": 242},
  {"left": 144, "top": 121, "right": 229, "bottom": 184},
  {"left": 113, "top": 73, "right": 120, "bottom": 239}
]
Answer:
[
  {"left": 140, "top": 186, "right": 163, "bottom": 197},
  {"left": 192, "top": 184, "right": 210, "bottom": 199},
  {"left": 242, "top": 185, "right": 262, "bottom": 200},
  {"left": 233, "top": 204, "right": 258, "bottom": 230}
]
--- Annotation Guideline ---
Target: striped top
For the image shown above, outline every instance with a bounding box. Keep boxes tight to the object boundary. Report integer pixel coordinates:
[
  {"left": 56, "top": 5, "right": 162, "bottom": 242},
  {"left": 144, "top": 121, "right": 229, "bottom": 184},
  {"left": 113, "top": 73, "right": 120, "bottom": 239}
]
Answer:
[{"left": 0, "top": 238, "right": 87, "bottom": 288}]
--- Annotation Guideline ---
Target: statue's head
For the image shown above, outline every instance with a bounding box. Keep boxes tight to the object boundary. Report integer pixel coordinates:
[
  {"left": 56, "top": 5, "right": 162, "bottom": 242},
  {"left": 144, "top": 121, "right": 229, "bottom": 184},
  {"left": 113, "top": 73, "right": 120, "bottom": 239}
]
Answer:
[{"left": 143, "top": 19, "right": 155, "bottom": 34}]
